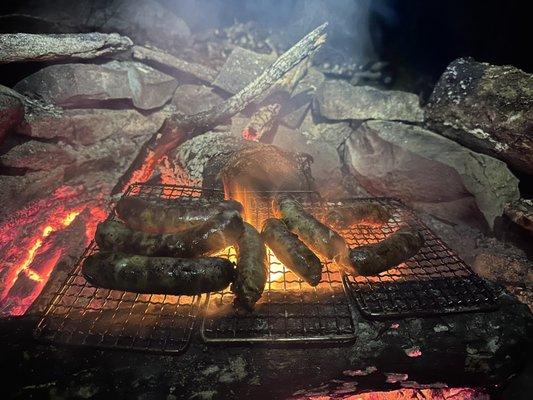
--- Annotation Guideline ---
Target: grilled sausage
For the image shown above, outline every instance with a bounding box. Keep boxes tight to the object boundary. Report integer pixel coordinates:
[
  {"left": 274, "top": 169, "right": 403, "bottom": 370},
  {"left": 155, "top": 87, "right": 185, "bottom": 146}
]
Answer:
[
  {"left": 95, "top": 210, "right": 244, "bottom": 257},
  {"left": 233, "top": 223, "right": 268, "bottom": 311},
  {"left": 274, "top": 196, "right": 348, "bottom": 261},
  {"left": 82, "top": 252, "right": 234, "bottom": 295},
  {"left": 325, "top": 203, "right": 391, "bottom": 228},
  {"left": 336, "top": 227, "right": 425, "bottom": 276},
  {"left": 261, "top": 218, "right": 321, "bottom": 286},
  {"left": 115, "top": 195, "right": 243, "bottom": 233}
]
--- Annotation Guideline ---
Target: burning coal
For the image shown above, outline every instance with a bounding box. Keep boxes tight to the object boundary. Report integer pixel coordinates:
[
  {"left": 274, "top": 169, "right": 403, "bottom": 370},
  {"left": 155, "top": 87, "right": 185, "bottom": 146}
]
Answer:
[{"left": 0, "top": 185, "right": 107, "bottom": 316}]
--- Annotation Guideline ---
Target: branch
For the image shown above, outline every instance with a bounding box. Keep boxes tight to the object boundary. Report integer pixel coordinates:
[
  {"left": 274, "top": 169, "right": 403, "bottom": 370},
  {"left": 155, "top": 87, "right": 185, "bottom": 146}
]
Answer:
[{"left": 112, "top": 22, "right": 328, "bottom": 194}]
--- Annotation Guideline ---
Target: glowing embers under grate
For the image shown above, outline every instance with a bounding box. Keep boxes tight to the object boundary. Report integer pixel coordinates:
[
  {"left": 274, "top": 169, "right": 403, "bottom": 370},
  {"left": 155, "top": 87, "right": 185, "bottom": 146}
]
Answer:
[
  {"left": 201, "top": 192, "right": 357, "bottom": 343},
  {"left": 340, "top": 198, "right": 499, "bottom": 319},
  {"left": 33, "top": 242, "right": 201, "bottom": 353},
  {"left": 201, "top": 246, "right": 357, "bottom": 343}
]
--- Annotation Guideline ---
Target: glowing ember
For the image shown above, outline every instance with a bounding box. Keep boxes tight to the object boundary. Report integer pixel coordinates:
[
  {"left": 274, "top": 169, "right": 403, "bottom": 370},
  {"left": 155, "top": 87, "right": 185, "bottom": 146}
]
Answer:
[
  {"left": 242, "top": 127, "right": 259, "bottom": 141},
  {"left": 404, "top": 346, "right": 422, "bottom": 358},
  {"left": 0, "top": 186, "right": 108, "bottom": 316},
  {"left": 123, "top": 149, "right": 158, "bottom": 189},
  {"left": 7, "top": 209, "right": 81, "bottom": 289},
  {"left": 298, "top": 387, "right": 489, "bottom": 400}
]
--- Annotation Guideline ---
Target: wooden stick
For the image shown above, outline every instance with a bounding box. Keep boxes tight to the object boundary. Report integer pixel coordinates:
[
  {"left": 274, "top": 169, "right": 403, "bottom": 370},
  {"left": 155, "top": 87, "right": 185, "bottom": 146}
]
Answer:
[{"left": 112, "top": 23, "right": 328, "bottom": 194}]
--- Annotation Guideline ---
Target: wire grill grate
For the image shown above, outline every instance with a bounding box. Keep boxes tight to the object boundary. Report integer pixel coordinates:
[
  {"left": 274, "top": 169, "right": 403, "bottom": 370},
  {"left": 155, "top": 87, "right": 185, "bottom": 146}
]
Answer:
[
  {"left": 338, "top": 198, "right": 498, "bottom": 319},
  {"left": 33, "top": 184, "right": 223, "bottom": 354},
  {"left": 201, "top": 193, "right": 358, "bottom": 344},
  {"left": 34, "top": 184, "right": 497, "bottom": 353}
]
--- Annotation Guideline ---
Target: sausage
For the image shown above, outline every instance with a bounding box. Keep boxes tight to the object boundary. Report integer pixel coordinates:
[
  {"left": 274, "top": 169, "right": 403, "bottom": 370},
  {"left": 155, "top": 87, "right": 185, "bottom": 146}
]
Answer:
[
  {"left": 95, "top": 210, "right": 244, "bottom": 257},
  {"left": 336, "top": 227, "right": 425, "bottom": 276},
  {"left": 233, "top": 223, "right": 268, "bottom": 311},
  {"left": 115, "top": 195, "right": 243, "bottom": 233},
  {"left": 274, "top": 196, "right": 348, "bottom": 261},
  {"left": 325, "top": 203, "right": 391, "bottom": 228},
  {"left": 261, "top": 218, "right": 322, "bottom": 286},
  {"left": 82, "top": 252, "right": 234, "bottom": 295}
]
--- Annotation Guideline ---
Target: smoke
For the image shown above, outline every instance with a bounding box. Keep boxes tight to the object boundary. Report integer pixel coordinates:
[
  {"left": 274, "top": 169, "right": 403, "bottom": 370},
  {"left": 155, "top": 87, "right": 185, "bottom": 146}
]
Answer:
[{"left": 165, "top": 0, "right": 383, "bottom": 64}]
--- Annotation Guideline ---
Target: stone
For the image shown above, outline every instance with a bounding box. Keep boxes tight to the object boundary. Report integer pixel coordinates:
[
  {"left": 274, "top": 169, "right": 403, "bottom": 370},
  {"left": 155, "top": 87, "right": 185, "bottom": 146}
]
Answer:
[
  {"left": 345, "top": 120, "right": 520, "bottom": 228},
  {"left": 171, "top": 85, "right": 223, "bottom": 116},
  {"left": 300, "top": 120, "right": 355, "bottom": 148},
  {"left": 0, "top": 85, "right": 24, "bottom": 143},
  {"left": 473, "top": 253, "right": 531, "bottom": 288},
  {"left": 0, "top": 167, "right": 66, "bottom": 220},
  {"left": 8, "top": 0, "right": 191, "bottom": 52},
  {"left": 315, "top": 79, "right": 424, "bottom": 122},
  {"left": 18, "top": 108, "right": 167, "bottom": 145},
  {"left": 132, "top": 46, "right": 217, "bottom": 83},
  {"left": 212, "top": 47, "right": 275, "bottom": 94},
  {"left": 93, "top": 0, "right": 192, "bottom": 51},
  {"left": 504, "top": 198, "right": 533, "bottom": 233},
  {"left": 1, "top": 140, "right": 75, "bottom": 171},
  {"left": 0, "top": 33, "right": 132, "bottom": 64},
  {"left": 280, "top": 67, "right": 325, "bottom": 129},
  {"left": 14, "top": 62, "right": 178, "bottom": 110},
  {"left": 0, "top": 14, "right": 77, "bottom": 34},
  {"left": 425, "top": 58, "right": 533, "bottom": 175}
]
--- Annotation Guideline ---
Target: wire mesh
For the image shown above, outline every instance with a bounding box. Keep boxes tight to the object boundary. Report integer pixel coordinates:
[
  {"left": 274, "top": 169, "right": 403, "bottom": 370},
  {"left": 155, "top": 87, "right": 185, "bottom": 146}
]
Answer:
[
  {"left": 33, "top": 184, "right": 222, "bottom": 354},
  {"left": 338, "top": 198, "right": 499, "bottom": 319},
  {"left": 200, "top": 193, "right": 358, "bottom": 344}
]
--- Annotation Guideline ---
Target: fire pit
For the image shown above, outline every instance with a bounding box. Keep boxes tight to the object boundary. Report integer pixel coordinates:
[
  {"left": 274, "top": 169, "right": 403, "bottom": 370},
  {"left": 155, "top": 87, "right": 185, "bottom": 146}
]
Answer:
[
  {"left": 35, "top": 183, "right": 500, "bottom": 356},
  {"left": 1, "top": 1, "right": 532, "bottom": 398}
]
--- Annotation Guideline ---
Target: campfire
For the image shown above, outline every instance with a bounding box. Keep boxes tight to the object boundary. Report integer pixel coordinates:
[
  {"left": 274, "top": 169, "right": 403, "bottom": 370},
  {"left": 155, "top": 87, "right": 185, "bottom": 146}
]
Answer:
[{"left": 0, "top": 1, "right": 531, "bottom": 399}]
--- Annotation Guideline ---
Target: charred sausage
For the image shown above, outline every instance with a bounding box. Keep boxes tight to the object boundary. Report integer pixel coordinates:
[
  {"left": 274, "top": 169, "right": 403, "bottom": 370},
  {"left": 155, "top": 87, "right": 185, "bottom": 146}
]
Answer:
[
  {"left": 95, "top": 210, "right": 244, "bottom": 257},
  {"left": 115, "top": 195, "right": 243, "bottom": 233},
  {"left": 82, "top": 252, "right": 234, "bottom": 295},
  {"left": 261, "top": 218, "right": 322, "bottom": 286},
  {"left": 325, "top": 203, "right": 391, "bottom": 228},
  {"left": 336, "top": 227, "right": 425, "bottom": 276},
  {"left": 233, "top": 223, "right": 268, "bottom": 311},
  {"left": 274, "top": 196, "right": 348, "bottom": 261}
]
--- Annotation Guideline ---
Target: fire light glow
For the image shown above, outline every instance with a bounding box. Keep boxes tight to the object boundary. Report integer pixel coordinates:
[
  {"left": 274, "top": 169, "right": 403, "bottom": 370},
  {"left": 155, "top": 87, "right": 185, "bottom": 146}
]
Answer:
[{"left": 0, "top": 186, "right": 108, "bottom": 316}]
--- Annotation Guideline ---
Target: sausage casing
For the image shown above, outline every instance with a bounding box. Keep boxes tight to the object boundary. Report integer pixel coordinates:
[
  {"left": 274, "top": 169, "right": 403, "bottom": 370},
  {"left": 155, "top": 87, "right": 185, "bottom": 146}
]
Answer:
[
  {"left": 82, "top": 252, "right": 234, "bottom": 295},
  {"left": 274, "top": 196, "right": 348, "bottom": 261},
  {"left": 95, "top": 210, "right": 244, "bottom": 257},
  {"left": 233, "top": 223, "right": 268, "bottom": 311},
  {"left": 336, "top": 227, "right": 425, "bottom": 276},
  {"left": 115, "top": 195, "right": 243, "bottom": 233},
  {"left": 261, "top": 218, "right": 322, "bottom": 286},
  {"left": 325, "top": 203, "right": 391, "bottom": 228}
]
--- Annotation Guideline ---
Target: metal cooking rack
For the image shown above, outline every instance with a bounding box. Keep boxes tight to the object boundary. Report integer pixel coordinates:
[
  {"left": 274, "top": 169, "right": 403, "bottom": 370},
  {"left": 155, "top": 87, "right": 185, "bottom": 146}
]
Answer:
[
  {"left": 339, "top": 198, "right": 499, "bottom": 319},
  {"left": 200, "top": 192, "right": 358, "bottom": 344},
  {"left": 34, "top": 184, "right": 223, "bottom": 354}
]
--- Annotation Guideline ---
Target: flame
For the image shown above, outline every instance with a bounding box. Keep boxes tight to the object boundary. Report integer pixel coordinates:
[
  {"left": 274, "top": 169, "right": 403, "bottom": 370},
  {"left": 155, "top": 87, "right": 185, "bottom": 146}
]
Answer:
[{"left": 267, "top": 248, "right": 285, "bottom": 283}]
